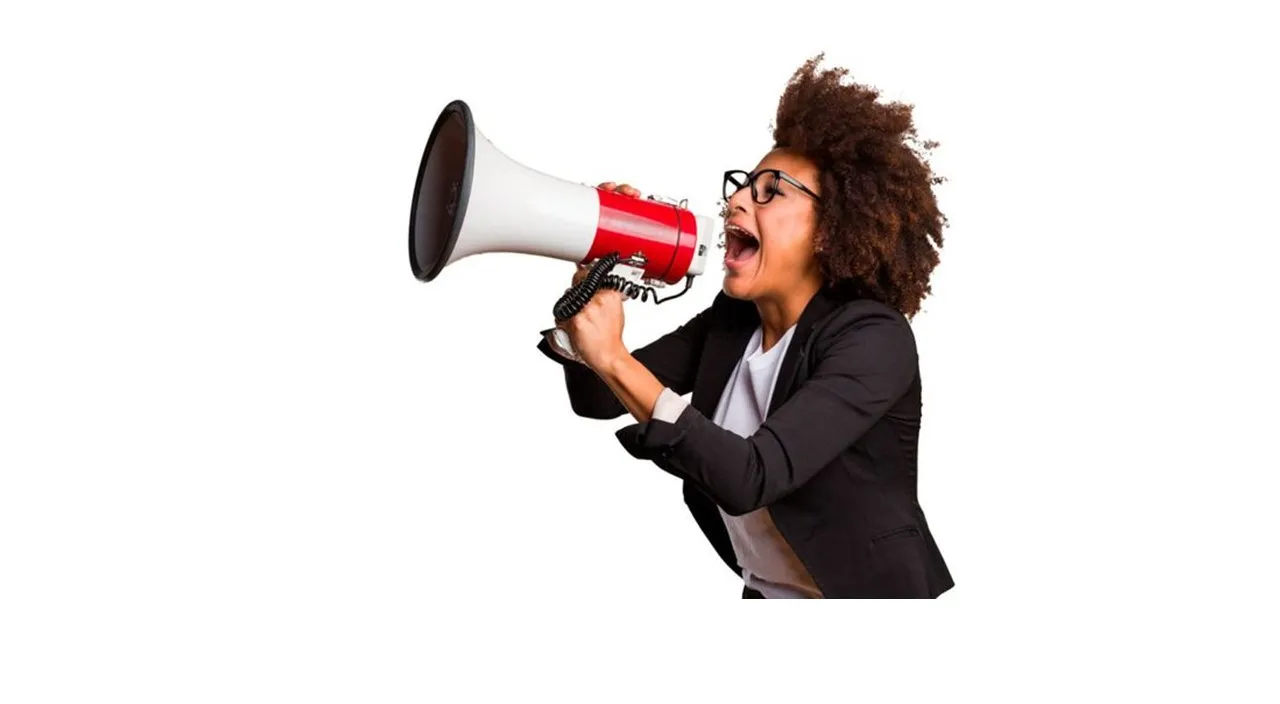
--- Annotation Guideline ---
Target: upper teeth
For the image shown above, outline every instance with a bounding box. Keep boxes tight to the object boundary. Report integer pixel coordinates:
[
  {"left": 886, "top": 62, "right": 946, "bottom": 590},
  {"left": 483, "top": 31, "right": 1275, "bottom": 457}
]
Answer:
[{"left": 726, "top": 224, "right": 755, "bottom": 240}]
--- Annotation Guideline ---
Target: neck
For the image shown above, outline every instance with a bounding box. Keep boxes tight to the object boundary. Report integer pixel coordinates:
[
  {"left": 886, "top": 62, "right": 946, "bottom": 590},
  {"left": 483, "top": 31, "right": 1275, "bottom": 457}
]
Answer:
[{"left": 753, "top": 277, "right": 823, "bottom": 352}]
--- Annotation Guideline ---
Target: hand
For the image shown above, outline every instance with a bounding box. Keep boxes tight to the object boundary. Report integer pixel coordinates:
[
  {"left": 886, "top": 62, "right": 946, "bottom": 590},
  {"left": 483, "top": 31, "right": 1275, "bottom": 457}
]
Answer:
[
  {"left": 559, "top": 286, "right": 626, "bottom": 372},
  {"left": 598, "top": 181, "right": 643, "bottom": 199}
]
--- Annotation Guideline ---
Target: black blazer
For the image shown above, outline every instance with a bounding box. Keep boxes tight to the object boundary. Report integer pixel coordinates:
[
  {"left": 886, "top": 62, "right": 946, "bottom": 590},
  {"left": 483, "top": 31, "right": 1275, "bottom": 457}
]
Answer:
[{"left": 536, "top": 287, "right": 954, "bottom": 598}]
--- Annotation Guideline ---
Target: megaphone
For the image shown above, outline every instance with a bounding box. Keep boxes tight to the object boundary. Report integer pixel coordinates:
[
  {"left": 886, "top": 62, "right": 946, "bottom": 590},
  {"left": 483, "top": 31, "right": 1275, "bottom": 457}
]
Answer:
[{"left": 408, "top": 99, "right": 718, "bottom": 360}]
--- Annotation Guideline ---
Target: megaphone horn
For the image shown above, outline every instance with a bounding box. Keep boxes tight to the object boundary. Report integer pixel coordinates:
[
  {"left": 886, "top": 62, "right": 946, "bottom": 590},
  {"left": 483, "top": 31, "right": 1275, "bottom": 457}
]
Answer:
[{"left": 408, "top": 100, "right": 716, "bottom": 323}]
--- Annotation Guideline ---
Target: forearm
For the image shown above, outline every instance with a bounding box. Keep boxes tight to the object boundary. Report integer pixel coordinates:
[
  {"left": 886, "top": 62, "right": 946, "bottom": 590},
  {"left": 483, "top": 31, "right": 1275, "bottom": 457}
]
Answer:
[
  {"left": 594, "top": 351, "right": 665, "bottom": 424},
  {"left": 614, "top": 311, "right": 918, "bottom": 515}
]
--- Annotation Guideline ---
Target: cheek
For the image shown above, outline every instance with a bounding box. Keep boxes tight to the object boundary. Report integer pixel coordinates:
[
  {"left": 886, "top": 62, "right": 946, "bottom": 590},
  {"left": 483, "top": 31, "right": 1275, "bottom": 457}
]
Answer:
[
  {"left": 761, "top": 231, "right": 815, "bottom": 274},
  {"left": 760, "top": 213, "right": 816, "bottom": 268}
]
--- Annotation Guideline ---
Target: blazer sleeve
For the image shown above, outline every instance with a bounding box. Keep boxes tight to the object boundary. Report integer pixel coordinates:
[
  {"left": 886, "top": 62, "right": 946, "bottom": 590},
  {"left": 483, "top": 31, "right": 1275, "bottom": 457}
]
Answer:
[
  {"left": 535, "top": 304, "right": 713, "bottom": 420},
  {"left": 612, "top": 302, "right": 917, "bottom": 516}
]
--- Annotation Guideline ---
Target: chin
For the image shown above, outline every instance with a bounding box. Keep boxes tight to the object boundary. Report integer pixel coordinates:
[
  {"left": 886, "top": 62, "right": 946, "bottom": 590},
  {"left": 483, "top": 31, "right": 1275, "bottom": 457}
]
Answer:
[{"left": 721, "top": 272, "right": 756, "bottom": 300}]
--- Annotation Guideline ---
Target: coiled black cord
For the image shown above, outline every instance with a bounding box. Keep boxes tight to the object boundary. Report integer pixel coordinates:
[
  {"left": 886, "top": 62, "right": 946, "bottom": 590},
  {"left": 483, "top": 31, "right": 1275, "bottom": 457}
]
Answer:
[{"left": 552, "top": 252, "right": 692, "bottom": 322}]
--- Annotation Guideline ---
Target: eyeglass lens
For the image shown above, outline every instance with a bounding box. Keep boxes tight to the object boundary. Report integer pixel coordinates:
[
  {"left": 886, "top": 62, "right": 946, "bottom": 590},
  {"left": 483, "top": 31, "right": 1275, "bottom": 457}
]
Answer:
[{"left": 724, "top": 170, "right": 781, "bottom": 203}]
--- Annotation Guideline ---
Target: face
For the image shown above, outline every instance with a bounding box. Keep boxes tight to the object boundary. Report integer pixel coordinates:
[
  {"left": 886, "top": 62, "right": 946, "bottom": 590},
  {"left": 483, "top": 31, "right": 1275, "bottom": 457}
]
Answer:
[{"left": 720, "top": 149, "right": 823, "bottom": 301}]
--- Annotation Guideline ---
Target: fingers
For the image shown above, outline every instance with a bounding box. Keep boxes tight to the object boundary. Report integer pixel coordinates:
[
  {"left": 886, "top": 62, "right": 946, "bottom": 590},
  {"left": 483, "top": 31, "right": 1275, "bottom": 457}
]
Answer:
[
  {"left": 585, "top": 289, "right": 623, "bottom": 313},
  {"left": 562, "top": 288, "right": 621, "bottom": 321},
  {"left": 557, "top": 289, "right": 622, "bottom": 343},
  {"left": 597, "top": 181, "right": 641, "bottom": 199}
]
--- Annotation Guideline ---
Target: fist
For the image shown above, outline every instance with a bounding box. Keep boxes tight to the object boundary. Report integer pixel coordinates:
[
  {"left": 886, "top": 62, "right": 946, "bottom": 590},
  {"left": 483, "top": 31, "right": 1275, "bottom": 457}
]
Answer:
[{"left": 559, "top": 286, "right": 626, "bottom": 372}]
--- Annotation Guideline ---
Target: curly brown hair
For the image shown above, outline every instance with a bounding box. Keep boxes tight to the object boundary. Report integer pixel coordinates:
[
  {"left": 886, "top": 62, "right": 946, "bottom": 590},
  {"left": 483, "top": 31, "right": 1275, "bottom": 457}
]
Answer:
[{"left": 771, "top": 53, "right": 947, "bottom": 318}]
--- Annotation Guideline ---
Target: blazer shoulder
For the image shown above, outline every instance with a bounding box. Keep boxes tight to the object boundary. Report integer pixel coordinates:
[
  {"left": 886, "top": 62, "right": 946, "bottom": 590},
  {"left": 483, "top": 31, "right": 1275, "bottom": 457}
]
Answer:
[{"left": 809, "top": 298, "right": 918, "bottom": 361}]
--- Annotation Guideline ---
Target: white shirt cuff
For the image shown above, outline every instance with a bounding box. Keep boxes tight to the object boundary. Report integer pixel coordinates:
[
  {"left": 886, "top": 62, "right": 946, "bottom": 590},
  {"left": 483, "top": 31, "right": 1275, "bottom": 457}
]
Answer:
[
  {"left": 650, "top": 387, "right": 689, "bottom": 423},
  {"left": 543, "top": 328, "right": 583, "bottom": 363}
]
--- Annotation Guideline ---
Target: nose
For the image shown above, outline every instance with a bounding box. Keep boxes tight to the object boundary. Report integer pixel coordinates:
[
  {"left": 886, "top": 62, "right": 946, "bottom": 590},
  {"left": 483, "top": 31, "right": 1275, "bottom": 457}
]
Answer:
[{"left": 726, "top": 182, "right": 754, "bottom": 214}]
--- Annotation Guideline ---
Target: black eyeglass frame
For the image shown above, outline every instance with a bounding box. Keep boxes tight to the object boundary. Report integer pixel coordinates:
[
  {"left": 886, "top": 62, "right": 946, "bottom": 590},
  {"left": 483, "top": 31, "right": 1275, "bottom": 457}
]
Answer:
[{"left": 723, "top": 168, "right": 821, "bottom": 205}]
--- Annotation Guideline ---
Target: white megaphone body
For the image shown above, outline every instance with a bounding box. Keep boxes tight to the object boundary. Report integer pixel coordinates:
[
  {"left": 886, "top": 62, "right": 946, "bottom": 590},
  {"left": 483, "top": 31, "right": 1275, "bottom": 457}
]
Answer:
[{"left": 409, "top": 99, "right": 718, "bottom": 361}]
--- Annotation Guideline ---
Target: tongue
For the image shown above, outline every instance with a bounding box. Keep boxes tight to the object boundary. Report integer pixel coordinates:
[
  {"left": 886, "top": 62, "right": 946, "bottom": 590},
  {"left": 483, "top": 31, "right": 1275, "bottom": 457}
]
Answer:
[{"left": 729, "top": 236, "right": 758, "bottom": 260}]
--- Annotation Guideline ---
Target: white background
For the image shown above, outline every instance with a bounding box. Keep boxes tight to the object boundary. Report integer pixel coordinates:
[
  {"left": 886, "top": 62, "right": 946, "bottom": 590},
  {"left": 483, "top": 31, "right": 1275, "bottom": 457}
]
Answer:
[{"left": 2, "top": 1, "right": 1277, "bottom": 701}]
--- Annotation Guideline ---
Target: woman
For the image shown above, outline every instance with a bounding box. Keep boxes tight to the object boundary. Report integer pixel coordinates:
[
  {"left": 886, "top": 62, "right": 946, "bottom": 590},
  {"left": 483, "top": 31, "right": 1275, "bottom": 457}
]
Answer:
[{"left": 536, "top": 54, "right": 953, "bottom": 598}]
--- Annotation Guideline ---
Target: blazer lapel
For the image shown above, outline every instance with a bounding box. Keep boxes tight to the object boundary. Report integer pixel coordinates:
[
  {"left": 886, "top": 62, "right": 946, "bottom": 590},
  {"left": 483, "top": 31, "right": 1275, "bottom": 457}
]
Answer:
[
  {"left": 765, "top": 288, "right": 842, "bottom": 418},
  {"left": 691, "top": 297, "right": 757, "bottom": 418},
  {"left": 689, "top": 289, "right": 846, "bottom": 420}
]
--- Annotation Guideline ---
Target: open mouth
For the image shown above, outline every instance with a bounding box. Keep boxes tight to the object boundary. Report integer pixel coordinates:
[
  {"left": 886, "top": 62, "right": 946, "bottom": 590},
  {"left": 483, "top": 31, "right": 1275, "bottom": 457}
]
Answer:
[{"left": 724, "top": 223, "right": 759, "bottom": 266}]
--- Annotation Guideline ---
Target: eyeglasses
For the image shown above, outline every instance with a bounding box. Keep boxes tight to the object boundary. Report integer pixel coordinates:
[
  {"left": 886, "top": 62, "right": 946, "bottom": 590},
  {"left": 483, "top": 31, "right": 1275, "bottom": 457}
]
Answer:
[{"left": 723, "top": 169, "right": 821, "bottom": 205}]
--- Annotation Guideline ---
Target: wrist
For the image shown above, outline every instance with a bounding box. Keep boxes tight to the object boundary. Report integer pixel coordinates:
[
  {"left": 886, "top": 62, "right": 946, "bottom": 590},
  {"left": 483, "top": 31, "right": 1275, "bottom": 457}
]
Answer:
[{"left": 594, "top": 346, "right": 632, "bottom": 379}]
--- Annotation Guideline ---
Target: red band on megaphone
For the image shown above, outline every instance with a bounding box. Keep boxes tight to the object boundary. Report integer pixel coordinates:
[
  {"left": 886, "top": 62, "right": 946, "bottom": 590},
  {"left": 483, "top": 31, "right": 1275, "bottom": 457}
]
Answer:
[{"left": 586, "top": 189, "right": 699, "bottom": 284}]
